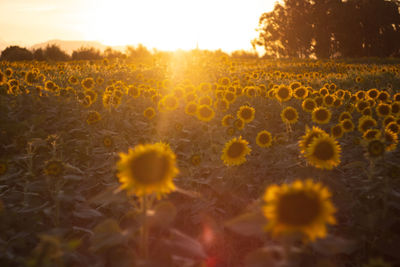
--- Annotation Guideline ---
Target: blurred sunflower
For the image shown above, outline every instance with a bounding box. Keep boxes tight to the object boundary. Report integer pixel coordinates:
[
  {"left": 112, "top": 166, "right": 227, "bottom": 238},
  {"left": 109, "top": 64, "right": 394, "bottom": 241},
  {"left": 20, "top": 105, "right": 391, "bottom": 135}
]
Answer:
[
  {"left": 44, "top": 160, "right": 64, "bottom": 177},
  {"left": 366, "top": 139, "right": 386, "bottom": 158},
  {"left": 305, "top": 135, "right": 341, "bottom": 170},
  {"left": 221, "top": 136, "right": 251, "bottom": 166},
  {"left": 362, "top": 129, "right": 381, "bottom": 141},
  {"left": 81, "top": 77, "right": 95, "bottom": 90},
  {"left": 339, "top": 111, "right": 352, "bottom": 122},
  {"left": 302, "top": 98, "right": 317, "bottom": 112},
  {"left": 86, "top": 111, "right": 102, "bottom": 125},
  {"left": 331, "top": 124, "right": 344, "bottom": 139},
  {"left": 222, "top": 114, "right": 234, "bottom": 127},
  {"left": 311, "top": 107, "right": 331, "bottom": 124},
  {"left": 341, "top": 119, "right": 355, "bottom": 132},
  {"left": 197, "top": 105, "right": 215, "bottom": 122},
  {"left": 358, "top": 116, "right": 377, "bottom": 133},
  {"left": 383, "top": 129, "right": 398, "bottom": 151},
  {"left": 190, "top": 154, "right": 201, "bottom": 166},
  {"left": 256, "top": 130, "right": 273, "bottom": 148},
  {"left": 376, "top": 103, "right": 391, "bottom": 117},
  {"left": 68, "top": 76, "right": 79, "bottom": 85},
  {"left": 103, "top": 136, "right": 113, "bottom": 148},
  {"left": 117, "top": 143, "right": 179, "bottom": 197},
  {"left": 237, "top": 105, "right": 255, "bottom": 123},
  {"left": 163, "top": 94, "right": 179, "bottom": 111},
  {"left": 281, "top": 106, "right": 298, "bottom": 124},
  {"left": 263, "top": 179, "right": 336, "bottom": 241},
  {"left": 143, "top": 107, "right": 156, "bottom": 120},
  {"left": 234, "top": 118, "right": 245, "bottom": 130},
  {"left": 293, "top": 86, "right": 308, "bottom": 99},
  {"left": 275, "top": 85, "right": 292, "bottom": 102},
  {"left": 299, "top": 126, "right": 328, "bottom": 154},
  {"left": 386, "top": 121, "right": 400, "bottom": 134},
  {"left": 185, "top": 101, "right": 198, "bottom": 116}
]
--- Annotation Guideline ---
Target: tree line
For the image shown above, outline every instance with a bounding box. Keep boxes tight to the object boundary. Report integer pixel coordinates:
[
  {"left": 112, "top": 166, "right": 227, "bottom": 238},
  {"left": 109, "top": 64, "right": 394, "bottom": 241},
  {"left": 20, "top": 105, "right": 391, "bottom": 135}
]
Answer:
[
  {"left": 0, "top": 44, "right": 148, "bottom": 61},
  {"left": 253, "top": 0, "right": 400, "bottom": 58}
]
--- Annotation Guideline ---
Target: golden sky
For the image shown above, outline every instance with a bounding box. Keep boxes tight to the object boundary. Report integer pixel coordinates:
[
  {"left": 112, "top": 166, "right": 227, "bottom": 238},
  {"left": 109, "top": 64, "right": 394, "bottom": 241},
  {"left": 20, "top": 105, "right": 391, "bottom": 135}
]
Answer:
[{"left": 0, "top": 0, "right": 277, "bottom": 52}]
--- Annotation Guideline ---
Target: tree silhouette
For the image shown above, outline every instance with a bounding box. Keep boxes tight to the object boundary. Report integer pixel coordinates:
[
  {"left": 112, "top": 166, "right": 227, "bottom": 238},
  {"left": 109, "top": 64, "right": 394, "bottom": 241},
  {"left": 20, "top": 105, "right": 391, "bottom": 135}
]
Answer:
[
  {"left": 0, "top": 46, "right": 33, "bottom": 61},
  {"left": 254, "top": 0, "right": 400, "bottom": 58}
]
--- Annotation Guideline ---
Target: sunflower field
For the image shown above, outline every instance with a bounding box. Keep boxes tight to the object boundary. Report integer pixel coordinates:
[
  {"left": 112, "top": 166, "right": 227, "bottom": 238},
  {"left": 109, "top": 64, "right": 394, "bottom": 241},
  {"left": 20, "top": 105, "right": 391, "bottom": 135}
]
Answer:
[{"left": 1, "top": 53, "right": 400, "bottom": 267}]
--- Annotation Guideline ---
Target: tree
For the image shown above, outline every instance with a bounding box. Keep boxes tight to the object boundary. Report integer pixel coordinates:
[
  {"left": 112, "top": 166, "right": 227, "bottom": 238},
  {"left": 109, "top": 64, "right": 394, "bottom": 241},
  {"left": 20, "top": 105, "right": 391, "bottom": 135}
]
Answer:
[
  {"left": 72, "top": 47, "right": 103, "bottom": 60},
  {"left": 43, "top": 45, "right": 70, "bottom": 61},
  {"left": 0, "top": 46, "right": 33, "bottom": 61}
]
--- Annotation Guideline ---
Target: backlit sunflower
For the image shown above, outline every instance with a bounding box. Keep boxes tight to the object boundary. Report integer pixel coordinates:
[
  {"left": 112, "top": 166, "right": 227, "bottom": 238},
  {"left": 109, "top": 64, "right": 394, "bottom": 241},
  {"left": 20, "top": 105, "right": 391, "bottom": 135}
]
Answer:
[
  {"left": 383, "top": 129, "right": 398, "bottom": 151},
  {"left": 143, "top": 107, "right": 156, "bottom": 120},
  {"left": 331, "top": 124, "right": 344, "bottom": 139},
  {"left": 293, "top": 86, "right": 308, "bottom": 99},
  {"left": 275, "top": 85, "right": 292, "bottom": 102},
  {"left": 302, "top": 98, "right": 317, "bottom": 113},
  {"left": 196, "top": 105, "right": 215, "bottom": 122},
  {"left": 376, "top": 103, "right": 391, "bottom": 117},
  {"left": 163, "top": 94, "right": 179, "bottom": 110},
  {"left": 358, "top": 116, "right": 377, "bottom": 133},
  {"left": 221, "top": 136, "right": 251, "bottom": 166},
  {"left": 234, "top": 118, "right": 245, "bottom": 130},
  {"left": 86, "top": 111, "right": 102, "bottom": 125},
  {"left": 362, "top": 129, "right": 381, "bottom": 141},
  {"left": 263, "top": 179, "right": 336, "bottom": 241},
  {"left": 305, "top": 135, "right": 341, "bottom": 170},
  {"left": 237, "top": 105, "right": 255, "bottom": 123},
  {"left": 256, "top": 130, "right": 273, "bottom": 148},
  {"left": 117, "top": 142, "right": 179, "bottom": 197},
  {"left": 81, "top": 77, "right": 95, "bottom": 90},
  {"left": 366, "top": 139, "right": 386, "bottom": 158},
  {"left": 44, "top": 160, "right": 64, "bottom": 177},
  {"left": 185, "top": 101, "right": 198, "bottom": 116},
  {"left": 341, "top": 119, "right": 355, "bottom": 132},
  {"left": 339, "top": 111, "right": 352, "bottom": 122},
  {"left": 386, "top": 121, "right": 400, "bottom": 134},
  {"left": 222, "top": 114, "right": 234, "bottom": 127},
  {"left": 299, "top": 126, "right": 328, "bottom": 155},
  {"left": 281, "top": 106, "right": 298, "bottom": 124},
  {"left": 311, "top": 107, "right": 331, "bottom": 124}
]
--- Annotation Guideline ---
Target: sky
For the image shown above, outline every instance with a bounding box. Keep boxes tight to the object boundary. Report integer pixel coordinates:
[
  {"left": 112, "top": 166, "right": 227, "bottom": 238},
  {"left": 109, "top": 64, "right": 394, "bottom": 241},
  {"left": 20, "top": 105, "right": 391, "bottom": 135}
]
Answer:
[{"left": 0, "top": 0, "right": 277, "bottom": 52}]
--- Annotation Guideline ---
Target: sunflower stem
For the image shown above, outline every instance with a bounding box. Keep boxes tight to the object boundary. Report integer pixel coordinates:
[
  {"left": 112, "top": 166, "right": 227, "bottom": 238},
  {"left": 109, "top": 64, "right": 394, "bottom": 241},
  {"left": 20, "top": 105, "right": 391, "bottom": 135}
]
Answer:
[{"left": 140, "top": 194, "right": 149, "bottom": 259}]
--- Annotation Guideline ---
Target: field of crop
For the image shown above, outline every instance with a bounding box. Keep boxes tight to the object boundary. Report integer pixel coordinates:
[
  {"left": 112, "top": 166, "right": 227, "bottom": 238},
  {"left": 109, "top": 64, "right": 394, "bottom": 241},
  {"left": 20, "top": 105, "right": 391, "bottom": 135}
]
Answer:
[{"left": 1, "top": 53, "right": 400, "bottom": 267}]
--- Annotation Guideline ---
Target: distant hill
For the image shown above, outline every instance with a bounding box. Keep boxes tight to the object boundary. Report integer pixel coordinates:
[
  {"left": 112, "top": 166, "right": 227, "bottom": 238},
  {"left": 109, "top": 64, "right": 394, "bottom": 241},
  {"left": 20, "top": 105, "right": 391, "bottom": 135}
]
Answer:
[{"left": 30, "top": 39, "right": 125, "bottom": 54}]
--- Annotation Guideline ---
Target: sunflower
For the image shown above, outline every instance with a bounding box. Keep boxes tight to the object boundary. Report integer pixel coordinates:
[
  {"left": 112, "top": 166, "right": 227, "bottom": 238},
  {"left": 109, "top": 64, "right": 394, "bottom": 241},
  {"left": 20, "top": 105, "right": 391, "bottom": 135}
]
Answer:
[
  {"left": 237, "top": 105, "right": 255, "bottom": 123},
  {"left": 319, "top": 87, "right": 329, "bottom": 96},
  {"left": 299, "top": 126, "right": 328, "bottom": 154},
  {"left": 383, "top": 129, "right": 398, "bottom": 151},
  {"left": 190, "top": 154, "right": 201, "bottom": 166},
  {"left": 376, "top": 103, "right": 391, "bottom": 117},
  {"left": 196, "top": 105, "right": 215, "bottom": 122},
  {"left": 281, "top": 106, "right": 298, "bottom": 124},
  {"left": 293, "top": 86, "right": 308, "bottom": 99},
  {"left": 224, "top": 91, "right": 237, "bottom": 103},
  {"left": 214, "top": 99, "right": 230, "bottom": 112},
  {"left": 103, "top": 136, "right": 113, "bottom": 147},
  {"left": 81, "top": 77, "right": 95, "bottom": 90},
  {"left": 263, "top": 179, "right": 336, "bottom": 241},
  {"left": 143, "top": 107, "right": 156, "bottom": 120},
  {"left": 226, "top": 127, "right": 236, "bottom": 136},
  {"left": 383, "top": 115, "right": 395, "bottom": 126},
  {"left": 127, "top": 85, "right": 140, "bottom": 98},
  {"left": 185, "top": 101, "right": 198, "bottom": 116},
  {"left": 275, "top": 85, "right": 292, "bottom": 102},
  {"left": 331, "top": 124, "right": 344, "bottom": 139},
  {"left": 386, "top": 121, "right": 400, "bottom": 134},
  {"left": 117, "top": 143, "right": 179, "bottom": 197},
  {"left": 221, "top": 136, "right": 251, "bottom": 166},
  {"left": 367, "top": 88, "right": 379, "bottom": 99},
  {"left": 358, "top": 116, "right": 377, "bottom": 133},
  {"left": 339, "top": 111, "right": 352, "bottom": 122},
  {"left": 311, "top": 107, "right": 331, "bottom": 124},
  {"left": 68, "top": 76, "right": 79, "bottom": 85},
  {"left": 198, "top": 95, "right": 213, "bottom": 106},
  {"left": 86, "top": 111, "right": 102, "bottom": 125},
  {"left": 323, "top": 95, "right": 335, "bottom": 107},
  {"left": 256, "top": 130, "right": 273, "bottom": 148},
  {"left": 305, "top": 135, "right": 341, "bottom": 170},
  {"left": 366, "top": 140, "right": 386, "bottom": 158},
  {"left": 163, "top": 94, "right": 179, "bottom": 110},
  {"left": 222, "top": 114, "right": 234, "bottom": 127},
  {"left": 302, "top": 98, "right": 317, "bottom": 113},
  {"left": 44, "top": 160, "right": 64, "bottom": 176},
  {"left": 391, "top": 101, "right": 400, "bottom": 115},
  {"left": 362, "top": 129, "right": 381, "bottom": 141},
  {"left": 234, "top": 118, "right": 245, "bottom": 130},
  {"left": 341, "top": 119, "right": 355, "bottom": 132}
]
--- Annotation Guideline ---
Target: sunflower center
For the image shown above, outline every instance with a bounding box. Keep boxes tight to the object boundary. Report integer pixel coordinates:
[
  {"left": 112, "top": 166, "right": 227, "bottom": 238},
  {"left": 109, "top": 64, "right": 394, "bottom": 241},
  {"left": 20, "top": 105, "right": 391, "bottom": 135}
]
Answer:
[
  {"left": 240, "top": 108, "right": 253, "bottom": 120},
  {"left": 277, "top": 191, "right": 321, "bottom": 226},
  {"left": 315, "top": 109, "right": 328, "bottom": 121},
  {"left": 312, "top": 140, "right": 334, "bottom": 161},
  {"left": 277, "top": 88, "right": 289, "bottom": 99},
  {"left": 227, "top": 142, "right": 245, "bottom": 158},
  {"left": 378, "top": 105, "right": 390, "bottom": 115},
  {"left": 361, "top": 120, "right": 375, "bottom": 132},
  {"left": 259, "top": 133, "right": 271, "bottom": 144},
  {"left": 304, "top": 100, "right": 315, "bottom": 110},
  {"left": 129, "top": 151, "right": 169, "bottom": 184},
  {"left": 284, "top": 109, "right": 296, "bottom": 121}
]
